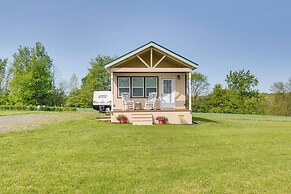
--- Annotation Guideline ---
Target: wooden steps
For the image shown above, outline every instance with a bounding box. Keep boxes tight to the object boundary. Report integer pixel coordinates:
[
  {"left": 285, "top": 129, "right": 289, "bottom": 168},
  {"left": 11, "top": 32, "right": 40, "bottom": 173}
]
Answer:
[
  {"left": 96, "top": 115, "right": 111, "bottom": 122},
  {"left": 132, "top": 114, "right": 153, "bottom": 125}
]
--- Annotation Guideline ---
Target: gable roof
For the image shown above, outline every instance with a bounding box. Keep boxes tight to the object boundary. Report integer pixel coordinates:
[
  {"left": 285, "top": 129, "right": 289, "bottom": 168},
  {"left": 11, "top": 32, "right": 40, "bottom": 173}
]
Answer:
[{"left": 105, "top": 41, "right": 199, "bottom": 70}]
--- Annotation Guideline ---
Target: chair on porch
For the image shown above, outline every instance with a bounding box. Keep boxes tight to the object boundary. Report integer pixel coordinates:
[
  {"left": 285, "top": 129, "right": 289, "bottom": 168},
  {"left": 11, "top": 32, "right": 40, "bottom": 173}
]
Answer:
[
  {"left": 121, "top": 92, "right": 134, "bottom": 110},
  {"left": 145, "top": 92, "right": 157, "bottom": 110}
]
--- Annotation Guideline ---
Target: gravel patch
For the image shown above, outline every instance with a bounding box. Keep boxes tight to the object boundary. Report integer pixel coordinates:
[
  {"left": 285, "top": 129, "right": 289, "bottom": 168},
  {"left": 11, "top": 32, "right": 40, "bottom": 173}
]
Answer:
[{"left": 0, "top": 113, "right": 80, "bottom": 133}]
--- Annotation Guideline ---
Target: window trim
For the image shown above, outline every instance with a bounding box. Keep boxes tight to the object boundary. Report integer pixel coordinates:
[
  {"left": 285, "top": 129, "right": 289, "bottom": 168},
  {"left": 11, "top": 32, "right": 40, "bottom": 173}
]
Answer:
[
  {"left": 117, "top": 76, "right": 158, "bottom": 98},
  {"left": 117, "top": 77, "right": 130, "bottom": 97},
  {"left": 132, "top": 77, "right": 144, "bottom": 97},
  {"left": 145, "top": 77, "right": 158, "bottom": 97}
]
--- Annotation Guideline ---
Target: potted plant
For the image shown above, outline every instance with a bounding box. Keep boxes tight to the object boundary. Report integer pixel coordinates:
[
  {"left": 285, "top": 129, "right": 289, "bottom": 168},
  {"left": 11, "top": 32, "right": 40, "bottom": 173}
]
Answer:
[
  {"left": 116, "top": 114, "right": 128, "bottom": 124},
  {"left": 155, "top": 116, "right": 168, "bottom": 124}
]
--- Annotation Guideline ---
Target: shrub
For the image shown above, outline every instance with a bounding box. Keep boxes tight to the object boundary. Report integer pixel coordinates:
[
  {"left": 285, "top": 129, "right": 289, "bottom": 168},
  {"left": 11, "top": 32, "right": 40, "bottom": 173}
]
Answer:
[{"left": 0, "top": 105, "right": 76, "bottom": 112}]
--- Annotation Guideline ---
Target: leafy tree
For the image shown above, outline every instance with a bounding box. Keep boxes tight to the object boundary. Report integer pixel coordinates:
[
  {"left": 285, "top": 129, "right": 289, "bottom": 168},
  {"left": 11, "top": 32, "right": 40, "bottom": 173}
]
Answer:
[
  {"left": 267, "top": 78, "right": 291, "bottom": 116},
  {"left": 191, "top": 72, "right": 210, "bottom": 101},
  {"left": 0, "top": 58, "right": 8, "bottom": 104},
  {"left": 68, "top": 73, "right": 79, "bottom": 94},
  {"left": 64, "top": 73, "right": 80, "bottom": 107},
  {"left": 48, "top": 81, "right": 67, "bottom": 107},
  {"left": 270, "top": 82, "right": 286, "bottom": 93},
  {"left": 203, "top": 70, "right": 263, "bottom": 114},
  {"left": 226, "top": 69, "right": 259, "bottom": 97},
  {"left": 286, "top": 77, "right": 291, "bottom": 92},
  {"left": 78, "top": 55, "right": 116, "bottom": 107},
  {"left": 225, "top": 69, "right": 263, "bottom": 114},
  {"left": 9, "top": 42, "right": 54, "bottom": 105},
  {"left": 0, "top": 58, "right": 7, "bottom": 89},
  {"left": 66, "top": 88, "right": 81, "bottom": 107},
  {"left": 207, "top": 84, "right": 237, "bottom": 113}
]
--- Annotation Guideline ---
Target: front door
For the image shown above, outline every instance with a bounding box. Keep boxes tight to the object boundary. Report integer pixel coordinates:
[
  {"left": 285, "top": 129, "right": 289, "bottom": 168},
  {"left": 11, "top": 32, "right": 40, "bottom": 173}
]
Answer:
[{"left": 160, "top": 78, "right": 175, "bottom": 108}]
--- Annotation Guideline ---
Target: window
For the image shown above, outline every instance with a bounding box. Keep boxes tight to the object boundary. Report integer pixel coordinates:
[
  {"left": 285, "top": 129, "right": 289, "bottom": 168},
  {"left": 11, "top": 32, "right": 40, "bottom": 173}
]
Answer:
[
  {"left": 145, "top": 77, "right": 157, "bottom": 96},
  {"left": 118, "top": 77, "right": 130, "bottom": 97},
  {"left": 118, "top": 76, "right": 157, "bottom": 98},
  {"left": 132, "top": 77, "right": 144, "bottom": 97}
]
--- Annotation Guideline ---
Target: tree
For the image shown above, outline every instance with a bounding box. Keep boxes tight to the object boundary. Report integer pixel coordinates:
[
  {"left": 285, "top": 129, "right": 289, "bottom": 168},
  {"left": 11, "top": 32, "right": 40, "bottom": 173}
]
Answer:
[
  {"left": 9, "top": 42, "right": 54, "bottom": 105},
  {"left": 78, "top": 55, "right": 116, "bottom": 107},
  {"left": 191, "top": 72, "right": 210, "bottom": 101},
  {"left": 68, "top": 73, "right": 79, "bottom": 94},
  {"left": 65, "top": 88, "right": 81, "bottom": 107},
  {"left": 267, "top": 78, "right": 291, "bottom": 116},
  {"left": 225, "top": 69, "right": 263, "bottom": 114},
  {"left": 65, "top": 73, "right": 80, "bottom": 107},
  {"left": 52, "top": 82, "right": 67, "bottom": 106},
  {"left": 191, "top": 69, "right": 264, "bottom": 114},
  {"left": 207, "top": 84, "right": 237, "bottom": 113},
  {"left": 226, "top": 69, "right": 259, "bottom": 97},
  {"left": 206, "top": 69, "right": 263, "bottom": 114},
  {"left": 270, "top": 82, "right": 286, "bottom": 93},
  {"left": 0, "top": 58, "right": 8, "bottom": 104},
  {"left": 0, "top": 58, "right": 8, "bottom": 92},
  {"left": 286, "top": 77, "right": 291, "bottom": 92}
]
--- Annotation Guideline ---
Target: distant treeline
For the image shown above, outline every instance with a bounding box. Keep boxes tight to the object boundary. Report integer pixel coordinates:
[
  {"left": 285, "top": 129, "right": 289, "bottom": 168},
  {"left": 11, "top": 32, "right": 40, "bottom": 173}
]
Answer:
[
  {"left": 0, "top": 42, "right": 290, "bottom": 116},
  {"left": 191, "top": 71, "right": 291, "bottom": 116},
  {"left": 0, "top": 42, "right": 115, "bottom": 108}
]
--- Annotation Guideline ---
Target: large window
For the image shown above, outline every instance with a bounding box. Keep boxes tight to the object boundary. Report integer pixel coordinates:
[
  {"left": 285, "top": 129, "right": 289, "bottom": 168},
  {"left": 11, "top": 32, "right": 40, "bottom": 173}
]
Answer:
[
  {"left": 132, "top": 77, "right": 144, "bottom": 97},
  {"left": 145, "top": 77, "right": 157, "bottom": 97},
  {"left": 118, "top": 77, "right": 130, "bottom": 97},
  {"left": 118, "top": 76, "right": 157, "bottom": 97}
]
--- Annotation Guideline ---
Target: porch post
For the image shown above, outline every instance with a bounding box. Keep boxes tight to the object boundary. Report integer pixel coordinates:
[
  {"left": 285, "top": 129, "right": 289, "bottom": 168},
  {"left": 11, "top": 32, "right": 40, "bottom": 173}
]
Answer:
[
  {"left": 111, "top": 72, "right": 114, "bottom": 111},
  {"left": 188, "top": 72, "right": 192, "bottom": 111}
]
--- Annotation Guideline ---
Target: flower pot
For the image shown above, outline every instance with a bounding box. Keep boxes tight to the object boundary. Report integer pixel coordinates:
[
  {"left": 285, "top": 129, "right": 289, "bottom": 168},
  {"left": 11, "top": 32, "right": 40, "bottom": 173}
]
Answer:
[
  {"left": 120, "top": 119, "right": 127, "bottom": 124},
  {"left": 158, "top": 120, "right": 164, "bottom": 124}
]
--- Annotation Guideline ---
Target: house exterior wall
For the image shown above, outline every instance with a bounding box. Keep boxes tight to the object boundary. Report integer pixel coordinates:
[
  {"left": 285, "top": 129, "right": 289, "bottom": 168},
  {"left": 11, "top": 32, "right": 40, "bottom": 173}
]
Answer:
[{"left": 112, "top": 72, "right": 186, "bottom": 110}]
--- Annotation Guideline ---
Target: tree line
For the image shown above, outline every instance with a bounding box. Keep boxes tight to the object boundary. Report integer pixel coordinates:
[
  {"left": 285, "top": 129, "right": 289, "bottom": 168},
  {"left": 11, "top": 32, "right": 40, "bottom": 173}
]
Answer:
[
  {"left": 191, "top": 71, "right": 291, "bottom": 116},
  {"left": 0, "top": 42, "right": 290, "bottom": 116},
  {"left": 0, "top": 42, "right": 115, "bottom": 107}
]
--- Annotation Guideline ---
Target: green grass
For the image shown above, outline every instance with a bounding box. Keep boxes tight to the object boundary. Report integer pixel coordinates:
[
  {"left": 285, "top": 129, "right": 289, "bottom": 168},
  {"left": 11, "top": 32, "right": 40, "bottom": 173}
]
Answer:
[
  {"left": 0, "top": 113, "right": 290, "bottom": 193},
  {"left": 0, "top": 111, "right": 37, "bottom": 116},
  {"left": 193, "top": 112, "right": 291, "bottom": 121}
]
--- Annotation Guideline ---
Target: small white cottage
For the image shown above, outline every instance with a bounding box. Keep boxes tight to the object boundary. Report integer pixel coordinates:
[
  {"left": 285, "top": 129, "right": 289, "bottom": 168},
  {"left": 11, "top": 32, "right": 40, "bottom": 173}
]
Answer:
[{"left": 105, "top": 41, "right": 198, "bottom": 125}]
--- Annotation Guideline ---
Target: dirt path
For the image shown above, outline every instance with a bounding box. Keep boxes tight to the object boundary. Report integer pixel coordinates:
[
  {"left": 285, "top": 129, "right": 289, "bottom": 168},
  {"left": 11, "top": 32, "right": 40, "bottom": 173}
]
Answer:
[{"left": 0, "top": 113, "right": 85, "bottom": 133}]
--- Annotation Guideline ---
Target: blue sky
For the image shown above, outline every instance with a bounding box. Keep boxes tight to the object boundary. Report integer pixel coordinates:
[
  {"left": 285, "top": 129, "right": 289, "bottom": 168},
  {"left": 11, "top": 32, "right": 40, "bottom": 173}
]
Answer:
[{"left": 1, "top": 0, "right": 290, "bottom": 92}]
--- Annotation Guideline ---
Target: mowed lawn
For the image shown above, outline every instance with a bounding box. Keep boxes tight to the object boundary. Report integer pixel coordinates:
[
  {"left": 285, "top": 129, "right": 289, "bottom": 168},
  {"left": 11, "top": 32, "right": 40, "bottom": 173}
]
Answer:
[{"left": 0, "top": 112, "right": 290, "bottom": 193}]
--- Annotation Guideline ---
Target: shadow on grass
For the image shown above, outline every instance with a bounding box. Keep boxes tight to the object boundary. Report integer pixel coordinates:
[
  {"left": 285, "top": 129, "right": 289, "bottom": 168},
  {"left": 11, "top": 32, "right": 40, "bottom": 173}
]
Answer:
[{"left": 192, "top": 116, "right": 217, "bottom": 123}]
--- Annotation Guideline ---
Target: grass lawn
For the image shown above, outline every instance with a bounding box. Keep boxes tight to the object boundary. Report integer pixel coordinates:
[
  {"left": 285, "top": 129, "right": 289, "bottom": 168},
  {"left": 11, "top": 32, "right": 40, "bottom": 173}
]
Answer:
[
  {"left": 0, "top": 113, "right": 290, "bottom": 193},
  {"left": 0, "top": 111, "right": 37, "bottom": 116}
]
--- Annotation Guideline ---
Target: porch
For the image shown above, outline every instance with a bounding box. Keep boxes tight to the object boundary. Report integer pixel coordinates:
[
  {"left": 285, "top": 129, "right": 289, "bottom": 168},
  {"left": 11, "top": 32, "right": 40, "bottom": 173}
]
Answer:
[{"left": 111, "top": 109, "right": 192, "bottom": 125}]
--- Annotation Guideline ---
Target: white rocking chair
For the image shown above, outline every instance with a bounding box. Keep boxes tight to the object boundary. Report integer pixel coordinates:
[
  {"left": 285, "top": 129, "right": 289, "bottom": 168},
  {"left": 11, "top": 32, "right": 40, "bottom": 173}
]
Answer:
[
  {"left": 121, "top": 92, "right": 134, "bottom": 110},
  {"left": 145, "top": 92, "right": 157, "bottom": 110}
]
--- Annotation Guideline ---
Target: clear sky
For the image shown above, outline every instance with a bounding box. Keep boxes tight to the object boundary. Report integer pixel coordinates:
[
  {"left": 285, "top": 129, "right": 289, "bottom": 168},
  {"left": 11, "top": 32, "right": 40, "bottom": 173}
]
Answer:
[{"left": 1, "top": 0, "right": 290, "bottom": 92}]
